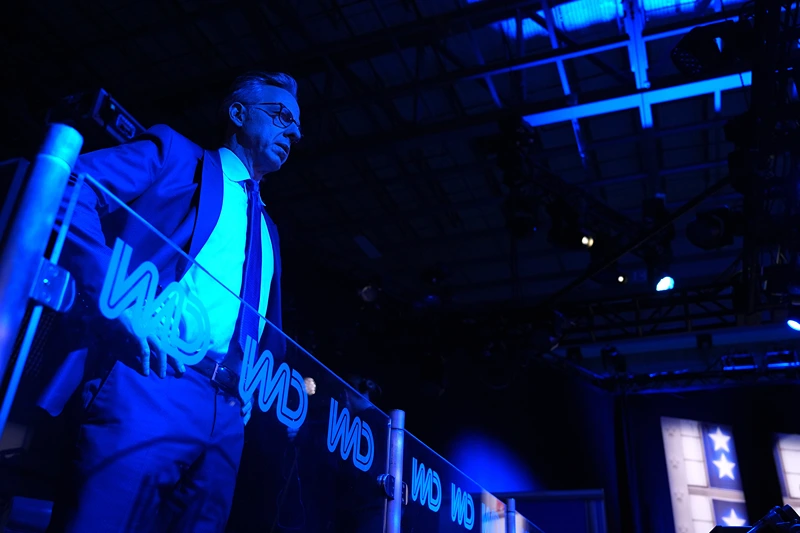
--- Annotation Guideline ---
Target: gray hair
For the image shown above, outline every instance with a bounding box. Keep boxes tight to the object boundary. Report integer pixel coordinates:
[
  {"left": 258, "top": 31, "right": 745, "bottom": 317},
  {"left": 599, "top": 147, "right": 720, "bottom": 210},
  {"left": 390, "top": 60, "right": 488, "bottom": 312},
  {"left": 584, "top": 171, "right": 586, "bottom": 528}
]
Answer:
[{"left": 218, "top": 71, "right": 298, "bottom": 133}]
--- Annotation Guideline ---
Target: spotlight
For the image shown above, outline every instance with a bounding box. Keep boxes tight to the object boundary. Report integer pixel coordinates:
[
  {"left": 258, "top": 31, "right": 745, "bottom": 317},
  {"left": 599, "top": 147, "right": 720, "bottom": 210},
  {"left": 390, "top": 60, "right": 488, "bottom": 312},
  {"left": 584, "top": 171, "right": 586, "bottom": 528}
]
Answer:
[
  {"left": 548, "top": 225, "right": 591, "bottom": 250},
  {"left": 642, "top": 195, "right": 675, "bottom": 292},
  {"left": 686, "top": 207, "right": 742, "bottom": 251},
  {"left": 649, "top": 264, "right": 675, "bottom": 292},
  {"left": 670, "top": 18, "right": 755, "bottom": 78},
  {"left": 358, "top": 284, "right": 380, "bottom": 303},
  {"left": 656, "top": 276, "right": 675, "bottom": 292},
  {"left": 587, "top": 234, "right": 628, "bottom": 286},
  {"left": 546, "top": 199, "right": 591, "bottom": 250},
  {"left": 788, "top": 307, "right": 800, "bottom": 331},
  {"left": 589, "top": 266, "right": 628, "bottom": 286}
]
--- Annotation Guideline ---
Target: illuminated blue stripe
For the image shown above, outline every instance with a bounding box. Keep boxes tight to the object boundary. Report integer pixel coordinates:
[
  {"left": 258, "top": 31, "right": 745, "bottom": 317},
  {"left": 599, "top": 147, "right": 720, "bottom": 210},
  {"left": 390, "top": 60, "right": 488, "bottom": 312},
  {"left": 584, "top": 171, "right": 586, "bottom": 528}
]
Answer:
[
  {"left": 523, "top": 72, "right": 751, "bottom": 128},
  {"left": 467, "top": 0, "right": 747, "bottom": 40}
]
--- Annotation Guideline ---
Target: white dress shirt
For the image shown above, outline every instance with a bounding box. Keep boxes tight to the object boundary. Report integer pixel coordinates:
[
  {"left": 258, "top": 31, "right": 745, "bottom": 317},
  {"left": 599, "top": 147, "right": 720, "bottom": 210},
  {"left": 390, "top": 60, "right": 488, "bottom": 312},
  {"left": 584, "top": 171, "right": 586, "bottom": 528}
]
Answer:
[{"left": 179, "top": 147, "right": 274, "bottom": 361}]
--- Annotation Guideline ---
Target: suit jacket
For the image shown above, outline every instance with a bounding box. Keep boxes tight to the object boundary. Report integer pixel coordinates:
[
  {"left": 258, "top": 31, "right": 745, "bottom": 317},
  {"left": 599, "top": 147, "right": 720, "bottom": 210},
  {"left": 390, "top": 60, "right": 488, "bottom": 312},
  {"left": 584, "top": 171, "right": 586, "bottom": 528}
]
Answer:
[{"left": 40, "top": 125, "right": 285, "bottom": 414}]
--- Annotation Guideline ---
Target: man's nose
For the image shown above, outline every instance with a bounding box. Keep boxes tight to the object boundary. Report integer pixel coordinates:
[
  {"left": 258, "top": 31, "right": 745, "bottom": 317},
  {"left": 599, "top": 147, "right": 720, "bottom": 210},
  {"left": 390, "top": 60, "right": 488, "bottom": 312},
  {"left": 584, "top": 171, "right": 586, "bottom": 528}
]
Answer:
[{"left": 285, "top": 124, "right": 302, "bottom": 144}]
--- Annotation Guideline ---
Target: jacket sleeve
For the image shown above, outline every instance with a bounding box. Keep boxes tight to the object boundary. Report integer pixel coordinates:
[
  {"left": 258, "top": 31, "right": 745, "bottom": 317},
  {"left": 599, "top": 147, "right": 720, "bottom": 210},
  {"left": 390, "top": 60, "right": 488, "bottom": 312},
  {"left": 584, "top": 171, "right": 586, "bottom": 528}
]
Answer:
[
  {"left": 60, "top": 125, "right": 174, "bottom": 302},
  {"left": 38, "top": 127, "right": 177, "bottom": 416}
]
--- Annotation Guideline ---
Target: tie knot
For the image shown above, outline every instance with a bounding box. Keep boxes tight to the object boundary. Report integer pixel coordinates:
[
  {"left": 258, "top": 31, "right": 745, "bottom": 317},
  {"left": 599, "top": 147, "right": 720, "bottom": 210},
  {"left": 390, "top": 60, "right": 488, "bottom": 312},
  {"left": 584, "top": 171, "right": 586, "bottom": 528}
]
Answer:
[{"left": 244, "top": 180, "right": 261, "bottom": 203}]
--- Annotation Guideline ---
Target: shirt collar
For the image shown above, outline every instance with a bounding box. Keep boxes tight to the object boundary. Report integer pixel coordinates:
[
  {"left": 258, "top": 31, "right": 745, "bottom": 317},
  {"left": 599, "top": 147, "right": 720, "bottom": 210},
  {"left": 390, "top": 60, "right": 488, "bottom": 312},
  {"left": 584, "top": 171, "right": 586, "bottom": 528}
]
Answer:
[{"left": 218, "top": 147, "right": 265, "bottom": 205}]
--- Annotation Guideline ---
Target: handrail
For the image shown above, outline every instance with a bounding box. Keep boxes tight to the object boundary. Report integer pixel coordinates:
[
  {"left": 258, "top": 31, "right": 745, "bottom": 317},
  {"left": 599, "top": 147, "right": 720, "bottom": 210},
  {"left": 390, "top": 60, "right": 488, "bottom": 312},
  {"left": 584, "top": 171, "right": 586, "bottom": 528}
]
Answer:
[
  {"left": 0, "top": 124, "right": 82, "bottom": 436},
  {"left": 385, "top": 409, "right": 405, "bottom": 533}
]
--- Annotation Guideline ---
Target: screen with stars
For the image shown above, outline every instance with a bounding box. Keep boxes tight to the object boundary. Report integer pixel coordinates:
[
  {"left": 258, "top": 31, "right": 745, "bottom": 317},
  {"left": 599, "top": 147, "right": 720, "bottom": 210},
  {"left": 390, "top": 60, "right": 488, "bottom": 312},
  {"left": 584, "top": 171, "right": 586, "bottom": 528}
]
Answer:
[
  {"left": 773, "top": 434, "right": 800, "bottom": 512},
  {"left": 661, "top": 417, "right": 749, "bottom": 533}
]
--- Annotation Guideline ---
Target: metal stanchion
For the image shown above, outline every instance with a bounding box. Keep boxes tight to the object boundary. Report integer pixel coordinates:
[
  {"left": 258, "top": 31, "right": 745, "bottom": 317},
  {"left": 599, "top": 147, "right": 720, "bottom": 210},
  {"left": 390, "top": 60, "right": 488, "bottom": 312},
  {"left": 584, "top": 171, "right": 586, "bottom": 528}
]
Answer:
[
  {"left": 385, "top": 409, "right": 405, "bottom": 533},
  {"left": 0, "top": 124, "right": 82, "bottom": 436},
  {"left": 507, "top": 497, "right": 517, "bottom": 533}
]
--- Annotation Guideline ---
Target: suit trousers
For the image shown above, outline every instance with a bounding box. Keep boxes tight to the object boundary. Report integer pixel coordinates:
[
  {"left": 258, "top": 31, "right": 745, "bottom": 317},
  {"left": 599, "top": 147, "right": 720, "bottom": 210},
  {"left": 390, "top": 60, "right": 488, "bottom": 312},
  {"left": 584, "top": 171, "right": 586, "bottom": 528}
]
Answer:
[{"left": 47, "top": 359, "right": 244, "bottom": 533}]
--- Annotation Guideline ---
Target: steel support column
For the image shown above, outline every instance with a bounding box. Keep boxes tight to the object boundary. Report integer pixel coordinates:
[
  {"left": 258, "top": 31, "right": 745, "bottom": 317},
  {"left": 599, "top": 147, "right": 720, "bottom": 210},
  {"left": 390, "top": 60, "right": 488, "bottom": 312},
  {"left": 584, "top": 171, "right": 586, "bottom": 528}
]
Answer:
[
  {"left": 624, "top": 0, "right": 650, "bottom": 93},
  {"left": 541, "top": 0, "right": 591, "bottom": 167}
]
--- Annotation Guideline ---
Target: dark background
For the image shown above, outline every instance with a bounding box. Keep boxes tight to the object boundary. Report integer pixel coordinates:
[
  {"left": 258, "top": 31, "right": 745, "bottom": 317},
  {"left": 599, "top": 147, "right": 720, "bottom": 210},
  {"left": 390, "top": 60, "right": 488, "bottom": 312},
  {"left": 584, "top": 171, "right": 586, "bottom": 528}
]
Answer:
[{"left": 4, "top": 1, "right": 800, "bottom": 531}]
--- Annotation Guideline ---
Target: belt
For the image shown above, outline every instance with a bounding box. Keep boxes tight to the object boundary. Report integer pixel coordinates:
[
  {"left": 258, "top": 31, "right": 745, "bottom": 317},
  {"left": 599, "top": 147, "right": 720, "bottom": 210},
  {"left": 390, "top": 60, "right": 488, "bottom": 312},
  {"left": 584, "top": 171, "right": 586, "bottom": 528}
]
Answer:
[{"left": 190, "top": 357, "right": 240, "bottom": 398}]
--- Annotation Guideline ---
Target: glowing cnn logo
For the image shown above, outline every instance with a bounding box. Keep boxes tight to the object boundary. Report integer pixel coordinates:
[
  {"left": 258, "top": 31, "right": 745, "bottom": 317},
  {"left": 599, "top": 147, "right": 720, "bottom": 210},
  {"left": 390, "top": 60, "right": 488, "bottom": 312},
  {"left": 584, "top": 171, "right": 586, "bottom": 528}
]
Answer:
[
  {"left": 451, "top": 484, "right": 475, "bottom": 530},
  {"left": 410, "top": 458, "right": 442, "bottom": 512},
  {"left": 99, "top": 238, "right": 210, "bottom": 366},
  {"left": 326, "top": 398, "right": 374, "bottom": 472},
  {"left": 239, "top": 336, "right": 307, "bottom": 430}
]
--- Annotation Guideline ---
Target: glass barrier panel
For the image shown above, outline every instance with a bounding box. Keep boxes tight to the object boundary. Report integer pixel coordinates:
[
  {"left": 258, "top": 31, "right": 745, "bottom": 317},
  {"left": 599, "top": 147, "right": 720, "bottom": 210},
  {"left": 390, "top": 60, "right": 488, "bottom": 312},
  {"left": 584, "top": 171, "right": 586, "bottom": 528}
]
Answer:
[
  {"left": 515, "top": 512, "right": 546, "bottom": 533},
  {"left": 402, "top": 431, "right": 506, "bottom": 533},
  {"left": 504, "top": 491, "right": 607, "bottom": 533},
  {"left": 0, "top": 169, "right": 390, "bottom": 533}
]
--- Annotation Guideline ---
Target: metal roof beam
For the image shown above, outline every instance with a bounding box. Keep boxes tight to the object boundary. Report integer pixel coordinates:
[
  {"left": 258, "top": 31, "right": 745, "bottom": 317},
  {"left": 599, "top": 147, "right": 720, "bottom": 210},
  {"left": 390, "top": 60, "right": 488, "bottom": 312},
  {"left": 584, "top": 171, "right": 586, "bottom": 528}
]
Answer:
[
  {"left": 146, "top": 0, "right": 570, "bottom": 104},
  {"left": 530, "top": 7, "right": 630, "bottom": 88},
  {"left": 293, "top": 11, "right": 739, "bottom": 117},
  {"left": 623, "top": 0, "right": 650, "bottom": 93},
  {"left": 523, "top": 72, "right": 751, "bottom": 128},
  {"left": 148, "top": 8, "right": 736, "bottom": 111}
]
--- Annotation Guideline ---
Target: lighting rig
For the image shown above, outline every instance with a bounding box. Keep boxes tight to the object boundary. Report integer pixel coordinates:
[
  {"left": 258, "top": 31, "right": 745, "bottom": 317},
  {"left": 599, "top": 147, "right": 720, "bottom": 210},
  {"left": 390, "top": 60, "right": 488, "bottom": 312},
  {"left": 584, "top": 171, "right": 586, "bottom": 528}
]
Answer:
[
  {"left": 492, "top": 116, "right": 677, "bottom": 292},
  {"left": 483, "top": 0, "right": 800, "bottom": 395}
]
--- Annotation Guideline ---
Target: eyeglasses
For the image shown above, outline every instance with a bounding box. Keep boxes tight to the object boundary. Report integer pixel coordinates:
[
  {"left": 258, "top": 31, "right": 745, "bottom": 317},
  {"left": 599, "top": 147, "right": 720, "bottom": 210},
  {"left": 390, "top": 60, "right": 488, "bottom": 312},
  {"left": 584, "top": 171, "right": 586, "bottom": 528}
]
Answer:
[{"left": 247, "top": 102, "right": 303, "bottom": 143}]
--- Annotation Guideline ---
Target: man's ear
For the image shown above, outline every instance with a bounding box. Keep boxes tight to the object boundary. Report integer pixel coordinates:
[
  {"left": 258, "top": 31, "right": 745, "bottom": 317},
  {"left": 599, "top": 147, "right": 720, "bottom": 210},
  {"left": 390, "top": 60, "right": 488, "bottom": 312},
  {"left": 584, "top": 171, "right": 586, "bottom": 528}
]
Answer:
[{"left": 228, "top": 102, "right": 246, "bottom": 127}]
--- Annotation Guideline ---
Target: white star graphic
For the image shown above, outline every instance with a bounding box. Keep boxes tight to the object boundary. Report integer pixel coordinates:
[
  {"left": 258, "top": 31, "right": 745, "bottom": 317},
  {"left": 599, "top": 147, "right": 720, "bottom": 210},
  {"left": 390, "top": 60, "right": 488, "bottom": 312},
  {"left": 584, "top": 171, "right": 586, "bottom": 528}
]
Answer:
[
  {"left": 713, "top": 453, "right": 736, "bottom": 480},
  {"left": 709, "top": 427, "right": 731, "bottom": 452},
  {"left": 721, "top": 508, "right": 746, "bottom": 526}
]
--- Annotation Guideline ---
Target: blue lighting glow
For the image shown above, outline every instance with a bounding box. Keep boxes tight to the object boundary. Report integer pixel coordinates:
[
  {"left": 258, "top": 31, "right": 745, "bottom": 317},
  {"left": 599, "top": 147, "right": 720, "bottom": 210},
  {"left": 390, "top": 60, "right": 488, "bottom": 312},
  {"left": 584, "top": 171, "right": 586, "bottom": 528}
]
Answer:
[
  {"left": 656, "top": 276, "right": 675, "bottom": 292},
  {"left": 465, "top": 0, "right": 622, "bottom": 39},
  {"left": 449, "top": 433, "right": 538, "bottom": 493},
  {"left": 643, "top": 0, "right": 698, "bottom": 12},
  {"left": 466, "top": 0, "right": 747, "bottom": 40},
  {"left": 788, "top": 319, "right": 800, "bottom": 331}
]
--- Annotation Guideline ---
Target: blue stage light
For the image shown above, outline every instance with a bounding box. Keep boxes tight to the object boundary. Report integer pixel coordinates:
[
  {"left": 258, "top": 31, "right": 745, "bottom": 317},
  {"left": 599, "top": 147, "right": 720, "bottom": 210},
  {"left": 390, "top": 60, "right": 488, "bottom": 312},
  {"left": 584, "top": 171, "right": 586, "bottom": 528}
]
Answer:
[
  {"left": 787, "top": 307, "right": 800, "bottom": 331},
  {"left": 656, "top": 276, "right": 675, "bottom": 292},
  {"left": 467, "top": 0, "right": 748, "bottom": 41},
  {"left": 450, "top": 433, "right": 539, "bottom": 493}
]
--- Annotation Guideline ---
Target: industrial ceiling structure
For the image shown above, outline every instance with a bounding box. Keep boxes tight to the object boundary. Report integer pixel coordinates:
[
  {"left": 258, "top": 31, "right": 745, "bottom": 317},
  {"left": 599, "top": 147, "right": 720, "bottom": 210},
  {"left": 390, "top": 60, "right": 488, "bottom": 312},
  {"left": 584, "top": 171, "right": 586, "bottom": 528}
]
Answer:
[{"left": 5, "top": 0, "right": 795, "bottom": 385}]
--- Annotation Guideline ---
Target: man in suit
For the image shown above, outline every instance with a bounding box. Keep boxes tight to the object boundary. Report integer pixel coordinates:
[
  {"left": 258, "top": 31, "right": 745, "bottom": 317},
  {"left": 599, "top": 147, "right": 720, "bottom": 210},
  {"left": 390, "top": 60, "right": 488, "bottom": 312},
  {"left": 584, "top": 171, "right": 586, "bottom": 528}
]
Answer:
[{"left": 46, "top": 71, "right": 301, "bottom": 532}]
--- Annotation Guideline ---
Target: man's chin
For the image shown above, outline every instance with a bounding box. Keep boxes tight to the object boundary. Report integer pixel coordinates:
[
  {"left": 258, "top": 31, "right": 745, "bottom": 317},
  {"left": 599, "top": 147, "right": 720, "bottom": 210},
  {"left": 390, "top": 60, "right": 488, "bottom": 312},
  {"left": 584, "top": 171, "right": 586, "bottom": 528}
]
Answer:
[{"left": 258, "top": 156, "right": 282, "bottom": 174}]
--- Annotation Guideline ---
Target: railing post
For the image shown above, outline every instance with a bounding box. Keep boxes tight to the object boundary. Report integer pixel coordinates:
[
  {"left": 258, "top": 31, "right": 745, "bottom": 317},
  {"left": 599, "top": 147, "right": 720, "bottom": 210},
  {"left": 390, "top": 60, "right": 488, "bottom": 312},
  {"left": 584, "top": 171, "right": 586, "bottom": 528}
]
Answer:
[
  {"left": 385, "top": 409, "right": 405, "bottom": 533},
  {"left": 0, "top": 124, "right": 82, "bottom": 436},
  {"left": 507, "top": 497, "right": 517, "bottom": 533}
]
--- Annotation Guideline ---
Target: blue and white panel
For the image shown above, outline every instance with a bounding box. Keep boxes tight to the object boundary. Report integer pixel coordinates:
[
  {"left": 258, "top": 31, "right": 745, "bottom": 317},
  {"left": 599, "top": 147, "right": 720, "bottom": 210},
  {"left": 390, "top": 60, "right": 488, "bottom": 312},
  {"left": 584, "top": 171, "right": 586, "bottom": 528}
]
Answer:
[
  {"left": 773, "top": 434, "right": 800, "bottom": 512},
  {"left": 661, "top": 417, "right": 748, "bottom": 533}
]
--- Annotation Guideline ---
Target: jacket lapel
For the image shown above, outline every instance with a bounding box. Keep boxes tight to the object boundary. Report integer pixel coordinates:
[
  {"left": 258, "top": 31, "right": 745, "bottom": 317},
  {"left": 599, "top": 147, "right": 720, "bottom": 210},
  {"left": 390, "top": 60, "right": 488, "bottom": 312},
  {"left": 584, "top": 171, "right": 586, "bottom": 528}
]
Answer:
[
  {"left": 193, "top": 150, "right": 224, "bottom": 257},
  {"left": 262, "top": 208, "right": 281, "bottom": 277},
  {"left": 178, "top": 150, "right": 223, "bottom": 279}
]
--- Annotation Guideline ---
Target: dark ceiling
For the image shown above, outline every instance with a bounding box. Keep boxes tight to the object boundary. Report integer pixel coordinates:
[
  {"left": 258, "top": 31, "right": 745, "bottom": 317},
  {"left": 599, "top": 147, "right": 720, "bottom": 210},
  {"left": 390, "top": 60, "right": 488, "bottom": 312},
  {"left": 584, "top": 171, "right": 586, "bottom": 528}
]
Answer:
[{"left": 0, "top": 0, "right": 750, "bottom": 311}]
